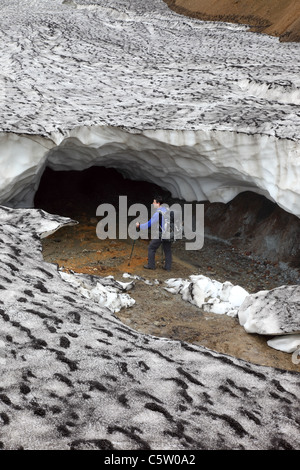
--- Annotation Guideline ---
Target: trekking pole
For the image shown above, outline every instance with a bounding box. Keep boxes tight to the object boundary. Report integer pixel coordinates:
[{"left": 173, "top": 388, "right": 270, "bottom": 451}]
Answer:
[{"left": 128, "top": 238, "right": 137, "bottom": 266}]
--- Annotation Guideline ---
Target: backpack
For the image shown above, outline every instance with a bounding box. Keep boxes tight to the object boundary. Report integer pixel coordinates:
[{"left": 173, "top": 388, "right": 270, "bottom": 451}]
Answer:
[{"left": 158, "top": 207, "right": 183, "bottom": 242}]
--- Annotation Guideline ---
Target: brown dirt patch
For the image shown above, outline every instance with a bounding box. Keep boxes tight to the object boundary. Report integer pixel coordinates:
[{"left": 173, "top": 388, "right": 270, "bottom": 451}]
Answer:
[{"left": 163, "top": 0, "right": 300, "bottom": 41}]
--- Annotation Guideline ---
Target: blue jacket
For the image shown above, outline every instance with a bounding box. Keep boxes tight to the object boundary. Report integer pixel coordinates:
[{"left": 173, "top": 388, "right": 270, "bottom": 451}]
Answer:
[{"left": 139, "top": 206, "right": 167, "bottom": 231}]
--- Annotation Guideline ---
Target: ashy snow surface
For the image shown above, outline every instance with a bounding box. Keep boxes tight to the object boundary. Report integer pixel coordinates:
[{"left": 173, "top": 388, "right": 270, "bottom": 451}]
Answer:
[
  {"left": 0, "top": 0, "right": 299, "bottom": 217},
  {"left": 1, "top": 0, "right": 299, "bottom": 137},
  {"left": 164, "top": 275, "right": 300, "bottom": 354},
  {"left": 0, "top": 205, "right": 299, "bottom": 450}
]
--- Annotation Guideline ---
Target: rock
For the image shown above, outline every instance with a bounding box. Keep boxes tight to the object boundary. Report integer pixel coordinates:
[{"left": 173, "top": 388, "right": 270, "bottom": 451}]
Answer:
[{"left": 238, "top": 285, "right": 300, "bottom": 335}]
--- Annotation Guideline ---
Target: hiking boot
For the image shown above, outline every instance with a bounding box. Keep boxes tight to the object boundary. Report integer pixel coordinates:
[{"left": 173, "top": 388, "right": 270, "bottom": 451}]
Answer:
[
  {"left": 144, "top": 265, "right": 155, "bottom": 270},
  {"left": 163, "top": 266, "right": 171, "bottom": 271}
]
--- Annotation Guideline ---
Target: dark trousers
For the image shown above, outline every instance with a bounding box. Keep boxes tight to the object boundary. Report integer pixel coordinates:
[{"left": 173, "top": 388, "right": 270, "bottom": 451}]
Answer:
[{"left": 148, "top": 238, "right": 172, "bottom": 270}]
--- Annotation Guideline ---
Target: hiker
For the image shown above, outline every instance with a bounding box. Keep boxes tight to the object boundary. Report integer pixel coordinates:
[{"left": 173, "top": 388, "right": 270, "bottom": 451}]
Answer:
[{"left": 136, "top": 195, "right": 172, "bottom": 271}]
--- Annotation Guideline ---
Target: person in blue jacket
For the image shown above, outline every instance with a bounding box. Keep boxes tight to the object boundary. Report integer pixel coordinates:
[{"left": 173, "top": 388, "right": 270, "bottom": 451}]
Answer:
[{"left": 136, "top": 195, "right": 172, "bottom": 271}]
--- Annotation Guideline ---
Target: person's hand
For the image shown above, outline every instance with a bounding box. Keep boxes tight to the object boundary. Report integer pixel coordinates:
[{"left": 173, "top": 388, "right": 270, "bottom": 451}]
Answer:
[{"left": 136, "top": 222, "right": 140, "bottom": 228}]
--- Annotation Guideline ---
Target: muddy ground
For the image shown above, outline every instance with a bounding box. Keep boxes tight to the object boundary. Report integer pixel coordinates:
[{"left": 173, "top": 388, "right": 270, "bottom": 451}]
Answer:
[{"left": 41, "top": 211, "right": 300, "bottom": 373}]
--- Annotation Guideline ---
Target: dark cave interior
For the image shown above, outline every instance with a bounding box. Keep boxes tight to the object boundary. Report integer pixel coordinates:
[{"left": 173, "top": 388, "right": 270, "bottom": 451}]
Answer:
[{"left": 34, "top": 165, "right": 173, "bottom": 221}]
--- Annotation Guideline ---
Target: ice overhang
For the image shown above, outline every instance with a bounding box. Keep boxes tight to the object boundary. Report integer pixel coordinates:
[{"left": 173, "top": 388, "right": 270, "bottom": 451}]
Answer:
[{"left": 0, "top": 125, "right": 299, "bottom": 219}]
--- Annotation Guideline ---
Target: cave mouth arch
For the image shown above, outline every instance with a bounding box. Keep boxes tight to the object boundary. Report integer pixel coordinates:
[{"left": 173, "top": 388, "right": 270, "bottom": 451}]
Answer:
[{"left": 34, "top": 164, "right": 300, "bottom": 269}]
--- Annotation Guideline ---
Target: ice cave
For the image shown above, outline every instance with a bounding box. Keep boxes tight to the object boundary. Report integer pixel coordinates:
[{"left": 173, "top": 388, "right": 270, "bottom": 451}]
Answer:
[
  {"left": 4, "top": 125, "right": 299, "bottom": 265},
  {"left": 0, "top": 0, "right": 299, "bottom": 451}
]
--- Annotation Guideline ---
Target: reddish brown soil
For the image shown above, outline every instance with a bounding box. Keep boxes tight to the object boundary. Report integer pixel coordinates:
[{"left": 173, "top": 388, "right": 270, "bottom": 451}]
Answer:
[{"left": 164, "top": 0, "right": 300, "bottom": 41}]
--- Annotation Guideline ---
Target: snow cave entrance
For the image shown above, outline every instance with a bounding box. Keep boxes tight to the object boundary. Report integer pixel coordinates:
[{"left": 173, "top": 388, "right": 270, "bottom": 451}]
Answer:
[
  {"left": 34, "top": 165, "right": 174, "bottom": 275},
  {"left": 34, "top": 163, "right": 300, "bottom": 277}
]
